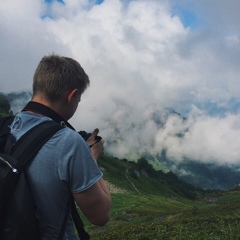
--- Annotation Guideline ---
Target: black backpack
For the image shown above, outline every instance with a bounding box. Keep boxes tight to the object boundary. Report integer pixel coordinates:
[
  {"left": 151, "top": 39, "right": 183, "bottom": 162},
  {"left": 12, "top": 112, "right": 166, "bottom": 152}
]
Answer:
[
  {"left": 0, "top": 117, "right": 90, "bottom": 240},
  {"left": 0, "top": 119, "right": 65, "bottom": 239}
]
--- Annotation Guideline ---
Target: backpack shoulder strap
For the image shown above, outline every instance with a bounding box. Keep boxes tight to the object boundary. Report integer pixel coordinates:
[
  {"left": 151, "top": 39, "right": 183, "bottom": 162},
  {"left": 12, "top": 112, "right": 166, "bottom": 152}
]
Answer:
[
  {"left": 0, "top": 116, "right": 14, "bottom": 134},
  {"left": 11, "top": 121, "right": 63, "bottom": 170},
  {"left": 71, "top": 198, "right": 90, "bottom": 240}
]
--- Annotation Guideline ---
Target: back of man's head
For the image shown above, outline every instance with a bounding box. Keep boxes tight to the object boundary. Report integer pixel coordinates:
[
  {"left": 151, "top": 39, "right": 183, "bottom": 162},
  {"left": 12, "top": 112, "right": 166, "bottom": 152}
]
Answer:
[{"left": 33, "top": 54, "right": 90, "bottom": 102}]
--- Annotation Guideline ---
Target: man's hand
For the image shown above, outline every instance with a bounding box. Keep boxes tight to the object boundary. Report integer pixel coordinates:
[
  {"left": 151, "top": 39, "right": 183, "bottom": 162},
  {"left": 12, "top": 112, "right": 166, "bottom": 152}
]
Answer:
[{"left": 87, "top": 128, "right": 104, "bottom": 161}]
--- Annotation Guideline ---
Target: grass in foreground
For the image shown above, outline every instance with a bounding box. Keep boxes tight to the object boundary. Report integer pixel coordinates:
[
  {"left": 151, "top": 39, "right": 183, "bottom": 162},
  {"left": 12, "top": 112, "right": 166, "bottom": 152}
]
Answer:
[{"left": 82, "top": 191, "right": 240, "bottom": 240}]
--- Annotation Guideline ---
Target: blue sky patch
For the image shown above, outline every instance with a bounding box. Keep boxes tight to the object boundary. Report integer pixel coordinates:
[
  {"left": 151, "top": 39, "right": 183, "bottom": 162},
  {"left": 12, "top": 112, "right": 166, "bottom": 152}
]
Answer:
[
  {"left": 96, "top": 0, "right": 104, "bottom": 4},
  {"left": 173, "top": 6, "right": 204, "bottom": 29},
  {"left": 196, "top": 98, "right": 240, "bottom": 117}
]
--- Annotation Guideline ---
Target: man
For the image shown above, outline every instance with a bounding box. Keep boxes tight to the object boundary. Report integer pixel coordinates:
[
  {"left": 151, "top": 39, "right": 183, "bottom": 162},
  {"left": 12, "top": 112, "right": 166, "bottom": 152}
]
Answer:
[{"left": 10, "top": 55, "right": 111, "bottom": 239}]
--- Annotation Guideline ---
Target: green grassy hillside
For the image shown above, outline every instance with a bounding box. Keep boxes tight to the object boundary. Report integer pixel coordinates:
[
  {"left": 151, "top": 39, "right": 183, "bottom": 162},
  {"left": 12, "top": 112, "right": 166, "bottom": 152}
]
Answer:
[
  {"left": 81, "top": 156, "right": 240, "bottom": 240},
  {"left": 98, "top": 156, "right": 199, "bottom": 199}
]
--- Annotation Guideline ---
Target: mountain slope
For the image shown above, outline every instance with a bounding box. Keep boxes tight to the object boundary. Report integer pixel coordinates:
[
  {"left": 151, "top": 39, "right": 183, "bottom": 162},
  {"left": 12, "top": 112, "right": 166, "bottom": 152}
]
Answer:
[
  {"left": 86, "top": 156, "right": 240, "bottom": 240},
  {"left": 98, "top": 156, "right": 200, "bottom": 200}
]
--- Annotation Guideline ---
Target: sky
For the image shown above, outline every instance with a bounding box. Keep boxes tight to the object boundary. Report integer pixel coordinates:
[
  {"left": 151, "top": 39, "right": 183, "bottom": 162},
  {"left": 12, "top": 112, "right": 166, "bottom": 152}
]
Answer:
[{"left": 1, "top": 0, "right": 240, "bottom": 166}]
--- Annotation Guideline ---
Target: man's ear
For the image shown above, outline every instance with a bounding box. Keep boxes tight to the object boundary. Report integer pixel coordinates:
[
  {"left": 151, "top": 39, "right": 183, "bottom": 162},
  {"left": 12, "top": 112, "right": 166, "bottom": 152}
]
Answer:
[{"left": 67, "top": 88, "right": 79, "bottom": 104}]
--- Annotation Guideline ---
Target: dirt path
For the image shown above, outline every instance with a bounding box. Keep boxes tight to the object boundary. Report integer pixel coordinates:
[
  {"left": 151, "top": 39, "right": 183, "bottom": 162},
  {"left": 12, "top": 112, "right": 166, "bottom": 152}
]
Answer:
[{"left": 125, "top": 169, "right": 142, "bottom": 194}]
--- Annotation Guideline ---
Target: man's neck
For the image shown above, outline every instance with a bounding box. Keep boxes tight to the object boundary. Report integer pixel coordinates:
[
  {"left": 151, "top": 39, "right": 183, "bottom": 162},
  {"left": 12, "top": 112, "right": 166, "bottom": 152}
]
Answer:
[
  {"left": 22, "top": 101, "right": 75, "bottom": 130},
  {"left": 31, "top": 96, "right": 69, "bottom": 120}
]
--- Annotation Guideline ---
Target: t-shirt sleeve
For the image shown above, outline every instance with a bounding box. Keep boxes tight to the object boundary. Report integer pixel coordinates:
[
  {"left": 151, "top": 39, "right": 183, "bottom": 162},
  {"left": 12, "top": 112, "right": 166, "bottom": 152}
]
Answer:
[{"left": 58, "top": 129, "right": 103, "bottom": 193}]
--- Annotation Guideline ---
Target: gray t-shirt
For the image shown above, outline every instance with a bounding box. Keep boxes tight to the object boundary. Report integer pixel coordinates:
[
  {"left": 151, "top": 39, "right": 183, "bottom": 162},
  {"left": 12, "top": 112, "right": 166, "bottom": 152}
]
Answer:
[{"left": 10, "top": 112, "right": 103, "bottom": 239}]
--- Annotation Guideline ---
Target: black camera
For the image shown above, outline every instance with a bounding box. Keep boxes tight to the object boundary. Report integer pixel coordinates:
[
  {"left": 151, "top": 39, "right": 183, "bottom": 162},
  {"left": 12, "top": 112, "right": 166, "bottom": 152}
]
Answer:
[{"left": 79, "top": 131, "right": 102, "bottom": 147}]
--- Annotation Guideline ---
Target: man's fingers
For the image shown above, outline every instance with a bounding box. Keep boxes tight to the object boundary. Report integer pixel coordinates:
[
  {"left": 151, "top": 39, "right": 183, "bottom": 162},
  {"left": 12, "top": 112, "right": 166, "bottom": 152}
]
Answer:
[
  {"left": 92, "top": 128, "right": 99, "bottom": 137},
  {"left": 87, "top": 128, "right": 100, "bottom": 147}
]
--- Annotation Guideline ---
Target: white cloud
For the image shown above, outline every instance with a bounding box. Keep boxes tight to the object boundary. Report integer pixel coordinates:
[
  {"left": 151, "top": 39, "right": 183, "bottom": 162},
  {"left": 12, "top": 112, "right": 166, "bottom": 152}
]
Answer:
[
  {"left": 154, "top": 108, "right": 240, "bottom": 165},
  {"left": 0, "top": 0, "right": 70, "bottom": 93},
  {"left": 1, "top": 0, "right": 240, "bottom": 165}
]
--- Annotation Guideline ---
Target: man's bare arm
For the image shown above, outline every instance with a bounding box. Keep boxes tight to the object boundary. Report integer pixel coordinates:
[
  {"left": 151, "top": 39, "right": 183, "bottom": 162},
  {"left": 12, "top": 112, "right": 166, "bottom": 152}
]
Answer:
[
  {"left": 74, "top": 133, "right": 111, "bottom": 226},
  {"left": 73, "top": 177, "right": 111, "bottom": 226}
]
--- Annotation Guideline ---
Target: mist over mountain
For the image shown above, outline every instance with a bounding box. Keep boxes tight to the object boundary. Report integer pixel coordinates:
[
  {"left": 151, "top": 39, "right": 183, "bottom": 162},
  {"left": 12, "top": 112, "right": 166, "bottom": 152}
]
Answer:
[
  {"left": 167, "top": 159, "right": 240, "bottom": 190},
  {"left": 100, "top": 103, "right": 240, "bottom": 190},
  {"left": 2, "top": 91, "right": 240, "bottom": 190}
]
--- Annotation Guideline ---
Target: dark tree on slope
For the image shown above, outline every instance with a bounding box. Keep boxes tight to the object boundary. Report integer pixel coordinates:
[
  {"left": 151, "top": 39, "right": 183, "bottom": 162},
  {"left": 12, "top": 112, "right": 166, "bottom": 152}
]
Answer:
[
  {"left": 137, "top": 158, "right": 155, "bottom": 176},
  {"left": 0, "top": 93, "right": 13, "bottom": 117}
]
